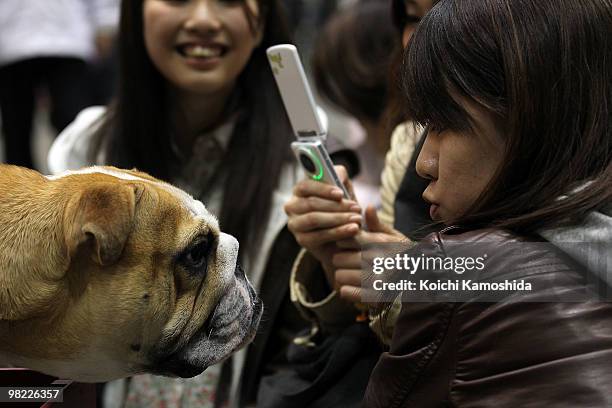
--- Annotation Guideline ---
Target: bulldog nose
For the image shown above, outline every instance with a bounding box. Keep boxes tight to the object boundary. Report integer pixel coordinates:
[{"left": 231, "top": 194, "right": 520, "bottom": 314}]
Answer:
[
  {"left": 217, "top": 233, "right": 240, "bottom": 280},
  {"left": 219, "top": 233, "right": 239, "bottom": 261}
]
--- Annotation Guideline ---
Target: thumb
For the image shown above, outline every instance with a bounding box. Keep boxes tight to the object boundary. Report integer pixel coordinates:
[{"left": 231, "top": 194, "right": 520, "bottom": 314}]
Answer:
[{"left": 364, "top": 205, "right": 393, "bottom": 233}]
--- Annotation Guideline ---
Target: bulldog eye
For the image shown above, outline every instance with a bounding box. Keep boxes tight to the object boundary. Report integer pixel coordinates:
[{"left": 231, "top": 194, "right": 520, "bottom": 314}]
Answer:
[{"left": 181, "top": 235, "right": 212, "bottom": 271}]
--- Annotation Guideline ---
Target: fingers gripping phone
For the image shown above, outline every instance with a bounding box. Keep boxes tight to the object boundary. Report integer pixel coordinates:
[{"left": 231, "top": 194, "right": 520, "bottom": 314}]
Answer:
[{"left": 266, "top": 44, "right": 350, "bottom": 199}]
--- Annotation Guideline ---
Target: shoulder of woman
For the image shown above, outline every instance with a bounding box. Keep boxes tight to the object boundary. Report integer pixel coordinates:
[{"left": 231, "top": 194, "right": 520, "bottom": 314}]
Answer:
[{"left": 47, "top": 106, "right": 107, "bottom": 175}]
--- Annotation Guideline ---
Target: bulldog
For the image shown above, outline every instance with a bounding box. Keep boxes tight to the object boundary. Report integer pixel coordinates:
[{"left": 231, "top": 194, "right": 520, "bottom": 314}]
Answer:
[{"left": 0, "top": 164, "right": 262, "bottom": 382}]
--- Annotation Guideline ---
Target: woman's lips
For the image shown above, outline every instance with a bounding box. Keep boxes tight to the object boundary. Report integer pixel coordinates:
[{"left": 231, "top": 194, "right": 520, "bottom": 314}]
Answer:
[
  {"left": 429, "top": 204, "right": 440, "bottom": 221},
  {"left": 177, "top": 43, "right": 227, "bottom": 57},
  {"left": 422, "top": 185, "right": 440, "bottom": 221},
  {"left": 176, "top": 43, "right": 228, "bottom": 70},
  {"left": 182, "top": 54, "right": 222, "bottom": 70}
]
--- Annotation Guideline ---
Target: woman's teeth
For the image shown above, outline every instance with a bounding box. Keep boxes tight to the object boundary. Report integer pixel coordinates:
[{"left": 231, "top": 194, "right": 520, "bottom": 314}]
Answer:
[{"left": 182, "top": 45, "right": 223, "bottom": 58}]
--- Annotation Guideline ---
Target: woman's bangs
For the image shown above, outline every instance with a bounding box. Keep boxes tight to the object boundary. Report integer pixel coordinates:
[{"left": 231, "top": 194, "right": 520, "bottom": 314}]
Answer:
[{"left": 402, "top": 3, "right": 479, "bottom": 132}]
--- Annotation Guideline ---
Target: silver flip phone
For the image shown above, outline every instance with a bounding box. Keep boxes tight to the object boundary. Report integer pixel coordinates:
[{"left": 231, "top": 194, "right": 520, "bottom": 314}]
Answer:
[
  {"left": 267, "top": 44, "right": 350, "bottom": 198},
  {"left": 291, "top": 140, "right": 350, "bottom": 197}
]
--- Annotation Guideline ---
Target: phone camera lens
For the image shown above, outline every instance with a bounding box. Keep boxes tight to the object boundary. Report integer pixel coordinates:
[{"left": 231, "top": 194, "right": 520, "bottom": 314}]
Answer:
[{"left": 298, "top": 152, "right": 316, "bottom": 173}]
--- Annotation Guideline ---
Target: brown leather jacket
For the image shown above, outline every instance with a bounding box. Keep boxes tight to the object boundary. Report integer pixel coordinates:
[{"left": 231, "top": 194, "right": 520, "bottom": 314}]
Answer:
[{"left": 364, "top": 228, "right": 612, "bottom": 408}]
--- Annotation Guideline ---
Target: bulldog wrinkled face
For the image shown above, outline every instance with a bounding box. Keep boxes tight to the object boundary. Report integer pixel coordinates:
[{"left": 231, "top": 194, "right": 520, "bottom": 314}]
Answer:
[
  {"left": 145, "top": 234, "right": 263, "bottom": 378},
  {"left": 6, "top": 167, "right": 262, "bottom": 382}
]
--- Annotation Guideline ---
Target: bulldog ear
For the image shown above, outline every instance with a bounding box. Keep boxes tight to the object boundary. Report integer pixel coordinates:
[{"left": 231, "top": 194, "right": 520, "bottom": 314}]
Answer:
[{"left": 65, "top": 182, "right": 144, "bottom": 266}]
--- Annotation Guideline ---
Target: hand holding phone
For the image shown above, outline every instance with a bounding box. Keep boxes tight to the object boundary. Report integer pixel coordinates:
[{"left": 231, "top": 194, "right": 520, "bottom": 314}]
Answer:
[{"left": 284, "top": 167, "right": 362, "bottom": 288}]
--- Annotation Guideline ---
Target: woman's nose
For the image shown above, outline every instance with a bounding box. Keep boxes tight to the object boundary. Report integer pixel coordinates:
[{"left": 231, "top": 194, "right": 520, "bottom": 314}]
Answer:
[
  {"left": 416, "top": 129, "right": 439, "bottom": 181},
  {"left": 183, "top": 0, "right": 223, "bottom": 34}
]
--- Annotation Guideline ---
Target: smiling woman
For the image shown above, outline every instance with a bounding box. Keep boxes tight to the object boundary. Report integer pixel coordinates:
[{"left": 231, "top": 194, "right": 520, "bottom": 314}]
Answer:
[{"left": 143, "top": 0, "right": 262, "bottom": 98}]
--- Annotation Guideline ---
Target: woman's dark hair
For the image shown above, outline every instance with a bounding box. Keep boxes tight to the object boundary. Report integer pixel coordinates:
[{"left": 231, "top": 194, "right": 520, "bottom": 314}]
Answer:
[
  {"left": 312, "top": 1, "right": 398, "bottom": 135},
  {"left": 404, "top": 0, "right": 612, "bottom": 233},
  {"left": 89, "top": 0, "right": 293, "bottom": 258}
]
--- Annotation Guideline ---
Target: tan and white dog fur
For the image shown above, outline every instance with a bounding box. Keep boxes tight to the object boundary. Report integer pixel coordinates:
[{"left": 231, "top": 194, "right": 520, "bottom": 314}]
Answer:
[{"left": 0, "top": 164, "right": 262, "bottom": 381}]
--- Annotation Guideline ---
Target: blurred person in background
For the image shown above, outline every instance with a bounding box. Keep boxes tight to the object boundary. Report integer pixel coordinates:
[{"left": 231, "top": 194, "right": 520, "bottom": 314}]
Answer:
[
  {"left": 0, "top": 0, "right": 119, "bottom": 169},
  {"left": 281, "top": 0, "right": 339, "bottom": 71},
  {"left": 311, "top": 0, "right": 399, "bottom": 209}
]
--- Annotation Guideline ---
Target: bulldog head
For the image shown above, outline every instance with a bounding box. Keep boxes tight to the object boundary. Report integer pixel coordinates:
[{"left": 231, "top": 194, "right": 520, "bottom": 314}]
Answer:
[{"left": 0, "top": 166, "right": 262, "bottom": 381}]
